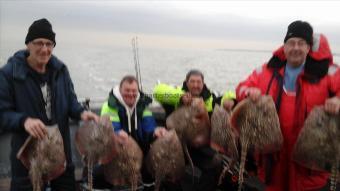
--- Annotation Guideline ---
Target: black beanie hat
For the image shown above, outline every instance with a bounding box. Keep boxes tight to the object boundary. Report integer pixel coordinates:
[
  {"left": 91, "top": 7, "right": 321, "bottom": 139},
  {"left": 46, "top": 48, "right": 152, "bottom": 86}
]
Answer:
[
  {"left": 25, "top": 18, "right": 56, "bottom": 46},
  {"left": 284, "top": 20, "right": 313, "bottom": 45}
]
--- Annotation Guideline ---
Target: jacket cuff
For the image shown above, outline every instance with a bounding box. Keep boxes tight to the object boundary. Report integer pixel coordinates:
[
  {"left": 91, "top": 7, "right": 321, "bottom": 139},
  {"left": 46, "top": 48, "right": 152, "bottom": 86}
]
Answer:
[
  {"left": 19, "top": 115, "right": 29, "bottom": 129},
  {"left": 77, "top": 107, "right": 86, "bottom": 121}
]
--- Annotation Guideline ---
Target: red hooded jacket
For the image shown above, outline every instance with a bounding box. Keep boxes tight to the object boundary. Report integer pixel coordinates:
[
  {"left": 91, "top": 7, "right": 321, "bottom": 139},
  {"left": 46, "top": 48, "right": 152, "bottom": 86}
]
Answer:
[{"left": 236, "top": 34, "right": 340, "bottom": 191}]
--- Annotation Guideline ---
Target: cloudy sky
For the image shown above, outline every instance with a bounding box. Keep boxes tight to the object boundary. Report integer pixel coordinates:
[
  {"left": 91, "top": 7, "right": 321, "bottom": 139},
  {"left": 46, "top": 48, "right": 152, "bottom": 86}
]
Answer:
[{"left": 1, "top": 0, "right": 340, "bottom": 53}]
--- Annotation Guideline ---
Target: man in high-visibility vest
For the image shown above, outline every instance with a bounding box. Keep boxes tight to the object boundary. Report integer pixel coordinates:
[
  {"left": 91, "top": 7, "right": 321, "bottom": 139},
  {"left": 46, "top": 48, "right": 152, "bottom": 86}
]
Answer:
[{"left": 153, "top": 69, "right": 236, "bottom": 191}]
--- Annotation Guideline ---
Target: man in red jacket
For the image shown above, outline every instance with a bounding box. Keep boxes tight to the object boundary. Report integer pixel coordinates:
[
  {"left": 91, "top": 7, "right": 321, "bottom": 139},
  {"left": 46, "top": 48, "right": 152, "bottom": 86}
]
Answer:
[{"left": 236, "top": 20, "right": 340, "bottom": 191}]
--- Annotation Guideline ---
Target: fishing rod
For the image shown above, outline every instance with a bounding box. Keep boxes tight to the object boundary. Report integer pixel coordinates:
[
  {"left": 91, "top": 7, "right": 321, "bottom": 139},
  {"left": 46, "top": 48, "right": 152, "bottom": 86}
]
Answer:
[
  {"left": 132, "top": 36, "right": 143, "bottom": 92},
  {"left": 80, "top": 37, "right": 143, "bottom": 111}
]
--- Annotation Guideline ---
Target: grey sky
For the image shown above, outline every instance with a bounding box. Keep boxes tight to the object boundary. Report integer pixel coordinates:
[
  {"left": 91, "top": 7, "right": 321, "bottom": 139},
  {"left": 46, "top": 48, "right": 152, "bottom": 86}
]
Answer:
[{"left": 1, "top": 0, "right": 340, "bottom": 53}]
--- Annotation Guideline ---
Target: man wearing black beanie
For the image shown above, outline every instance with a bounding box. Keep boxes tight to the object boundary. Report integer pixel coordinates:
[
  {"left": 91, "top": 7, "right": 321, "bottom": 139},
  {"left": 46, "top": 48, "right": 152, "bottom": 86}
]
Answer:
[
  {"left": 236, "top": 20, "right": 340, "bottom": 191},
  {"left": 25, "top": 18, "right": 56, "bottom": 46},
  {"left": 0, "top": 18, "right": 99, "bottom": 191},
  {"left": 283, "top": 20, "right": 313, "bottom": 68},
  {"left": 284, "top": 20, "right": 313, "bottom": 46}
]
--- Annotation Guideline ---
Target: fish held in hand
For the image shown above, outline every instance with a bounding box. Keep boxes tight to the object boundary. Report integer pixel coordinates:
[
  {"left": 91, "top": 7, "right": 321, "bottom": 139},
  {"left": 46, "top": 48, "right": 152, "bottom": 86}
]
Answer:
[
  {"left": 166, "top": 97, "right": 211, "bottom": 148},
  {"left": 293, "top": 106, "right": 339, "bottom": 171},
  {"left": 17, "top": 125, "right": 66, "bottom": 191},
  {"left": 231, "top": 95, "right": 282, "bottom": 191},
  {"left": 75, "top": 116, "right": 115, "bottom": 190},
  {"left": 103, "top": 135, "right": 143, "bottom": 191},
  {"left": 75, "top": 115, "right": 115, "bottom": 165},
  {"left": 211, "top": 105, "right": 238, "bottom": 160},
  {"left": 146, "top": 129, "right": 185, "bottom": 191}
]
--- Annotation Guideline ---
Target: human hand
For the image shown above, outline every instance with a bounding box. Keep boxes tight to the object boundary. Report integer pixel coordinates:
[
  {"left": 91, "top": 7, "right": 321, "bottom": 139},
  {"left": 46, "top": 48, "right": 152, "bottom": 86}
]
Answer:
[
  {"left": 154, "top": 127, "right": 168, "bottom": 138},
  {"left": 80, "top": 111, "right": 99, "bottom": 123},
  {"left": 24, "top": 117, "right": 47, "bottom": 140},
  {"left": 117, "top": 130, "right": 129, "bottom": 144},
  {"left": 245, "top": 87, "right": 262, "bottom": 102},
  {"left": 223, "top": 99, "right": 235, "bottom": 111},
  {"left": 324, "top": 96, "right": 340, "bottom": 115},
  {"left": 181, "top": 93, "right": 192, "bottom": 106}
]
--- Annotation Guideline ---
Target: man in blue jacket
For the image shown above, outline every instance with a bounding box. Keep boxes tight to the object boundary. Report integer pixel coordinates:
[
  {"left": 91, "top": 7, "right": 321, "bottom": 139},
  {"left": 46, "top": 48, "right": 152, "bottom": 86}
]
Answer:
[
  {"left": 101, "top": 75, "right": 166, "bottom": 153},
  {"left": 100, "top": 75, "right": 167, "bottom": 190},
  {"left": 0, "top": 18, "right": 98, "bottom": 191}
]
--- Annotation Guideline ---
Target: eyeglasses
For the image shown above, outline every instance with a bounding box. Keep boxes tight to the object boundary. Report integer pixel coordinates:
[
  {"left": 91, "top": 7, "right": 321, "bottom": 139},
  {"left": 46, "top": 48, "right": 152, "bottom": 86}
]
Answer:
[
  {"left": 31, "top": 40, "right": 55, "bottom": 49},
  {"left": 285, "top": 40, "right": 308, "bottom": 48}
]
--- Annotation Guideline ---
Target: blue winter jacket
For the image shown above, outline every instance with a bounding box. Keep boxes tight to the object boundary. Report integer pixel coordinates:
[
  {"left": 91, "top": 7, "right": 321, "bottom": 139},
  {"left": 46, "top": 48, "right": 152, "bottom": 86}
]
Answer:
[
  {"left": 100, "top": 90, "right": 156, "bottom": 153},
  {"left": 0, "top": 50, "right": 84, "bottom": 175}
]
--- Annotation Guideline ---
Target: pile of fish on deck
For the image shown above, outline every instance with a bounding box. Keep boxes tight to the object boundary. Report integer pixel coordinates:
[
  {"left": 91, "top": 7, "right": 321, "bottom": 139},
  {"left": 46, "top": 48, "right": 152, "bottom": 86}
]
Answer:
[{"left": 16, "top": 95, "right": 340, "bottom": 191}]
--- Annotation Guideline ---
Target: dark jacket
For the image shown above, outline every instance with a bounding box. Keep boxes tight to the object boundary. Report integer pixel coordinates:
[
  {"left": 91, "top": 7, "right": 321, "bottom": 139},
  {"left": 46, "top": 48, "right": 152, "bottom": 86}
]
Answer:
[{"left": 0, "top": 50, "right": 84, "bottom": 177}]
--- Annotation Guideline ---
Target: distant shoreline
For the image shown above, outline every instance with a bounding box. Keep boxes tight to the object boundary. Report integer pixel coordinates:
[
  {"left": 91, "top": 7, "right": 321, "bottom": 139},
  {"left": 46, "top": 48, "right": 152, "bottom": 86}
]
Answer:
[
  {"left": 216, "top": 48, "right": 271, "bottom": 53},
  {"left": 217, "top": 48, "right": 340, "bottom": 56}
]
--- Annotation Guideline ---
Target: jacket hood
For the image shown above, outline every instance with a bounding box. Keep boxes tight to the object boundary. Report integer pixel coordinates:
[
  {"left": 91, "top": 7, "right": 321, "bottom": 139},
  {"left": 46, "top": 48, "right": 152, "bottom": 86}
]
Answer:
[
  {"left": 309, "top": 33, "right": 333, "bottom": 64},
  {"left": 108, "top": 86, "right": 152, "bottom": 134},
  {"left": 112, "top": 85, "right": 140, "bottom": 111},
  {"left": 108, "top": 86, "right": 152, "bottom": 111}
]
